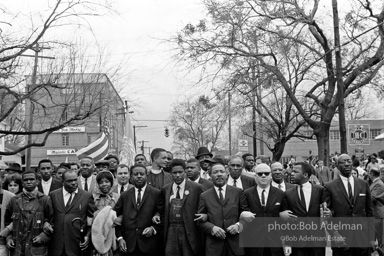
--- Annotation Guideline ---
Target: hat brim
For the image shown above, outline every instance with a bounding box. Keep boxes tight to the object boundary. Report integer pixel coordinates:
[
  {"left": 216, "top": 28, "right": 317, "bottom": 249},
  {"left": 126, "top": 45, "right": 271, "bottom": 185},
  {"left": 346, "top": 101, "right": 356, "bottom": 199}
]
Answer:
[{"left": 196, "top": 153, "right": 213, "bottom": 159}]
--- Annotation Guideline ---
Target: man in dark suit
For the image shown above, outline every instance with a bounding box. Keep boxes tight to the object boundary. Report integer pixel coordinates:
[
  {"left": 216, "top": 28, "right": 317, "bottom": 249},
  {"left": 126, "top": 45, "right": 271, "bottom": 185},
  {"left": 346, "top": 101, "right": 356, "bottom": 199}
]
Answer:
[
  {"left": 281, "top": 162, "right": 329, "bottom": 256},
  {"left": 114, "top": 164, "right": 163, "bottom": 256},
  {"left": 242, "top": 163, "right": 285, "bottom": 256},
  {"left": 369, "top": 168, "right": 384, "bottom": 254},
  {"left": 315, "top": 160, "right": 333, "bottom": 185},
  {"left": 185, "top": 158, "right": 213, "bottom": 191},
  {"left": 112, "top": 164, "right": 134, "bottom": 195},
  {"left": 271, "top": 162, "right": 295, "bottom": 192},
  {"left": 49, "top": 169, "right": 96, "bottom": 256},
  {"left": 37, "top": 159, "right": 63, "bottom": 195},
  {"left": 161, "top": 159, "right": 205, "bottom": 256},
  {"left": 323, "top": 154, "right": 374, "bottom": 256},
  {"left": 77, "top": 157, "right": 98, "bottom": 194},
  {"left": 195, "top": 147, "right": 213, "bottom": 179},
  {"left": 147, "top": 148, "right": 173, "bottom": 190},
  {"left": 198, "top": 161, "right": 249, "bottom": 256},
  {"left": 227, "top": 156, "right": 256, "bottom": 190}
]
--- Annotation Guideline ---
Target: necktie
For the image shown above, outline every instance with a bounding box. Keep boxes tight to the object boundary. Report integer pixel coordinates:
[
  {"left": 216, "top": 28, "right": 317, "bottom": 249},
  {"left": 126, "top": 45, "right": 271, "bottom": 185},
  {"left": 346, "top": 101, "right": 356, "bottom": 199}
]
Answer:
[
  {"left": 84, "top": 178, "right": 88, "bottom": 191},
  {"left": 176, "top": 185, "right": 181, "bottom": 199},
  {"left": 261, "top": 190, "right": 266, "bottom": 206},
  {"left": 348, "top": 178, "right": 353, "bottom": 202},
  {"left": 233, "top": 179, "right": 237, "bottom": 187},
  {"left": 66, "top": 193, "right": 73, "bottom": 209},
  {"left": 278, "top": 184, "right": 282, "bottom": 190},
  {"left": 218, "top": 187, "right": 224, "bottom": 203},
  {"left": 120, "top": 185, "right": 124, "bottom": 195},
  {"left": 137, "top": 188, "right": 142, "bottom": 205},
  {"left": 300, "top": 185, "right": 306, "bottom": 211}
]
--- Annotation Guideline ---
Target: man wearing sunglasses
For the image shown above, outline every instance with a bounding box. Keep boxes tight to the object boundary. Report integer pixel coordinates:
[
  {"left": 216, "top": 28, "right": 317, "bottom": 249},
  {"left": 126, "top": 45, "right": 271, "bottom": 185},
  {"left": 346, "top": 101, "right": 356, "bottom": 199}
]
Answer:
[{"left": 243, "top": 163, "right": 286, "bottom": 256}]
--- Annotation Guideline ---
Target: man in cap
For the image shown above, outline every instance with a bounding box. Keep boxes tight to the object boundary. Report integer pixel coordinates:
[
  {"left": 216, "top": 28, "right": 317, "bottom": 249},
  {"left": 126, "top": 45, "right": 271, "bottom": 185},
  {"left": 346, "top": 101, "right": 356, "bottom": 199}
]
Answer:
[
  {"left": 195, "top": 147, "right": 213, "bottom": 180},
  {"left": 5, "top": 163, "right": 22, "bottom": 175},
  {"left": 227, "top": 156, "right": 256, "bottom": 190},
  {"left": 271, "top": 162, "right": 295, "bottom": 192},
  {"left": 104, "top": 154, "right": 119, "bottom": 177},
  {"left": 95, "top": 160, "right": 110, "bottom": 173}
]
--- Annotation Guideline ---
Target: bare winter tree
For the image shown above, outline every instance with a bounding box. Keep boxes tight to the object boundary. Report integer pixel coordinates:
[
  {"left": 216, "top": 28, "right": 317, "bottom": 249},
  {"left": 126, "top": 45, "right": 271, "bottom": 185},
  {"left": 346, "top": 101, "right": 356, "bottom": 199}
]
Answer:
[
  {"left": 0, "top": 0, "right": 120, "bottom": 155},
  {"left": 173, "top": 0, "right": 384, "bottom": 164},
  {"left": 169, "top": 95, "right": 229, "bottom": 158}
]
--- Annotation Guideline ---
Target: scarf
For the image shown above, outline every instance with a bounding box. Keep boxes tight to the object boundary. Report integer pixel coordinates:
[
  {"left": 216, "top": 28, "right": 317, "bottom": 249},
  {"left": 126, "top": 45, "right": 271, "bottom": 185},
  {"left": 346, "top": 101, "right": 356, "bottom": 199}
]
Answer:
[{"left": 23, "top": 187, "right": 38, "bottom": 199}]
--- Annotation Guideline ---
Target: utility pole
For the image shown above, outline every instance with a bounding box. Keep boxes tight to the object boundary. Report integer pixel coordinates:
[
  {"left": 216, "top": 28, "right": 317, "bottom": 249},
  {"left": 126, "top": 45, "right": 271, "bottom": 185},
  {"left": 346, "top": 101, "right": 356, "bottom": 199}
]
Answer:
[
  {"left": 332, "top": 0, "right": 347, "bottom": 153},
  {"left": 251, "top": 61, "right": 257, "bottom": 157},
  {"left": 133, "top": 125, "right": 147, "bottom": 151},
  {"left": 141, "top": 140, "right": 149, "bottom": 154},
  {"left": 22, "top": 44, "right": 54, "bottom": 169},
  {"left": 228, "top": 91, "right": 232, "bottom": 156}
]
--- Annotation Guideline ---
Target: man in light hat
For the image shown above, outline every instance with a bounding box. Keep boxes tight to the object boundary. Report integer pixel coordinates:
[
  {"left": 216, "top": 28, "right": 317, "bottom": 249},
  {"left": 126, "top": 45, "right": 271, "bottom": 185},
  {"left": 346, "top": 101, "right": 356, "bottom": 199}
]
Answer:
[
  {"left": 95, "top": 159, "right": 110, "bottom": 174},
  {"left": 195, "top": 147, "right": 213, "bottom": 180},
  {"left": 271, "top": 162, "right": 295, "bottom": 192}
]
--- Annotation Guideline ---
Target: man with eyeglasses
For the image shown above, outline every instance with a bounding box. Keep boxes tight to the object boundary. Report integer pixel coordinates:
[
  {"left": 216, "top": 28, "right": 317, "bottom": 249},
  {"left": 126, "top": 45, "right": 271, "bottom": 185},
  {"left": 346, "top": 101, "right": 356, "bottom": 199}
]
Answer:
[
  {"left": 227, "top": 156, "right": 256, "bottom": 190},
  {"left": 323, "top": 154, "right": 374, "bottom": 256},
  {"left": 242, "top": 163, "right": 286, "bottom": 256},
  {"left": 37, "top": 159, "right": 62, "bottom": 195},
  {"left": 270, "top": 162, "right": 295, "bottom": 192}
]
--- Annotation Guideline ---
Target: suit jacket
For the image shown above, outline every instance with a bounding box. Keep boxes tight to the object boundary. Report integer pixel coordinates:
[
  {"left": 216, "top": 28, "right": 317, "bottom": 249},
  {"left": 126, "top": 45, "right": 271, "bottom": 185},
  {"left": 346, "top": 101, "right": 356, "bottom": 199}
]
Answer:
[
  {"left": 198, "top": 177, "right": 214, "bottom": 191},
  {"left": 114, "top": 185, "right": 163, "bottom": 254},
  {"left": 283, "top": 184, "right": 324, "bottom": 217},
  {"left": 161, "top": 180, "right": 204, "bottom": 255},
  {"left": 244, "top": 186, "right": 285, "bottom": 256},
  {"left": 77, "top": 175, "right": 97, "bottom": 194},
  {"left": 198, "top": 185, "right": 249, "bottom": 256},
  {"left": 370, "top": 178, "right": 384, "bottom": 219},
  {"left": 315, "top": 166, "right": 333, "bottom": 185},
  {"left": 284, "top": 181, "right": 295, "bottom": 191},
  {"left": 49, "top": 188, "right": 96, "bottom": 256},
  {"left": 38, "top": 177, "right": 62, "bottom": 195},
  {"left": 227, "top": 175, "right": 256, "bottom": 190},
  {"left": 323, "top": 176, "right": 374, "bottom": 247}
]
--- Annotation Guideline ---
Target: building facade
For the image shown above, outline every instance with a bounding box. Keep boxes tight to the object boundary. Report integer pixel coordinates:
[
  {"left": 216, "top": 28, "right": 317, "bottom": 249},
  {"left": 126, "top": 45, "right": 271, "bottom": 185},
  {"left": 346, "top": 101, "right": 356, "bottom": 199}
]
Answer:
[{"left": 28, "top": 73, "right": 124, "bottom": 167}]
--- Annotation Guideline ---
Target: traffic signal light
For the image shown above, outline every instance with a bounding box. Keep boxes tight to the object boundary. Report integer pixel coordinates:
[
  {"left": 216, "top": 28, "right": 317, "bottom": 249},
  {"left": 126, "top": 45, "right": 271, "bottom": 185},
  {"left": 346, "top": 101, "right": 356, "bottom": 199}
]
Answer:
[{"left": 165, "top": 127, "right": 169, "bottom": 137}]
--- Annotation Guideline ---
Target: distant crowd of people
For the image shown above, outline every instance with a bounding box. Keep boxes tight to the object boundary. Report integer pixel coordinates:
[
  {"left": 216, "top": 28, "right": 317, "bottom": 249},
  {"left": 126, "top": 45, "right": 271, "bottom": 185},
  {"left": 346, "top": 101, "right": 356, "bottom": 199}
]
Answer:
[{"left": 0, "top": 147, "right": 382, "bottom": 256}]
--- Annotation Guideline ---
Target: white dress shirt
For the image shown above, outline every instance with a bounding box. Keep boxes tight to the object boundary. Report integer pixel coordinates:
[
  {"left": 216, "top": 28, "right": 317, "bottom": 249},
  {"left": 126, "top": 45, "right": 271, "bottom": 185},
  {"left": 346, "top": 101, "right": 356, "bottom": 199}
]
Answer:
[
  {"left": 228, "top": 176, "right": 243, "bottom": 190},
  {"left": 257, "top": 186, "right": 270, "bottom": 206},
  {"left": 193, "top": 176, "right": 201, "bottom": 184},
  {"left": 42, "top": 177, "right": 53, "bottom": 195},
  {"left": 79, "top": 176, "right": 92, "bottom": 190},
  {"left": 63, "top": 188, "right": 78, "bottom": 205},
  {"left": 298, "top": 181, "right": 312, "bottom": 211},
  {"left": 271, "top": 181, "right": 286, "bottom": 191},
  {"left": 170, "top": 179, "right": 186, "bottom": 200},
  {"left": 340, "top": 175, "right": 354, "bottom": 197},
  {"left": 200, "top": 170, "right": 209, "bottom": 180},
  {"left": 214, "top": 184, "right": 227, "bottom": 199},
  {"left": 135, "top": 185, "right": 147, "bottom": 203},
  {"left": 117, "top": 184, "right": 130, "bottom": 195}
]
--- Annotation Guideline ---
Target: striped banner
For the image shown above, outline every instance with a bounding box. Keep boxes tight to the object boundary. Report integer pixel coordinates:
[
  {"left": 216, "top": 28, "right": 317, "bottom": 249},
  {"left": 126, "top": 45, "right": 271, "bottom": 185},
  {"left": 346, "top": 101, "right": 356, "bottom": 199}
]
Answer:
[{"left": 76, "top": 132, "right": 109, "bottom": 162}]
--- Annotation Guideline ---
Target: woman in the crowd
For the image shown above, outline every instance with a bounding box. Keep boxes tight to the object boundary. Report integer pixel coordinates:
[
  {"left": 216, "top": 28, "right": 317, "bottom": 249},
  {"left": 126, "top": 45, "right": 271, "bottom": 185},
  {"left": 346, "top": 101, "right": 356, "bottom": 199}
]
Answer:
[
  {"left": 2, "top": 173, "right": 22, "bottom": 194},
  {"left": 351, "top": 169, "right": 358, "bottom": 178},
  {"left": 92, "top": 171, "right": 120, "bottom": 256}
]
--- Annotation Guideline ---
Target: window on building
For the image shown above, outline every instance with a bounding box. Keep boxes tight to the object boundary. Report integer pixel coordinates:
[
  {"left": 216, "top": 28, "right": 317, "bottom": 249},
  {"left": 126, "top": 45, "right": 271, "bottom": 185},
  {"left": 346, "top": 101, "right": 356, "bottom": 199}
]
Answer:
[
  {"left": 370, "top": 129, "right": 381, "bottom": 139},
  {"left": 62, "top": 133, "right": 69, "bottom": 146},
  {"left": 330, "top": 130, "right": 340, "bottom": 140},
  {"left": 61, "top": 111, "right": 68, "bottom": 122}
]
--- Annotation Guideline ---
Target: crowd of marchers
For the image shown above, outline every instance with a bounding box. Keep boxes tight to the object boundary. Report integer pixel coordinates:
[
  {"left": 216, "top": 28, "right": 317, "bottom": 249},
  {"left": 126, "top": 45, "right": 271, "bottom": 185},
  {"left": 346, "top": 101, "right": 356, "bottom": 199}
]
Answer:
[{"left": 0, "top": 146, "right": 383, "bottom": 256}]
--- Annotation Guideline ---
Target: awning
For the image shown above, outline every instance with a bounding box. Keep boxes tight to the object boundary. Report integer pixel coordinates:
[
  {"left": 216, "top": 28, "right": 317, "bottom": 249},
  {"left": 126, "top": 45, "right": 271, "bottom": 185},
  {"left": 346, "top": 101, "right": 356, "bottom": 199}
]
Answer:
[{"left": 374, "top": 133, "right": 384, "bottom": 141}]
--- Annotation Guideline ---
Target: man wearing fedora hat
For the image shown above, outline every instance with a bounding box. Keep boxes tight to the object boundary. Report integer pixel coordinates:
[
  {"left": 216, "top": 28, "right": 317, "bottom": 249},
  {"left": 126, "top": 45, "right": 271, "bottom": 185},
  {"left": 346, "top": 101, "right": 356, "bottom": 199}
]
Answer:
[
  {"left": 5, "top": 163, "right": 22, "bottom": 175},
  {"left": 195, "top": 147, "right": 213, "bottom": 180}
]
